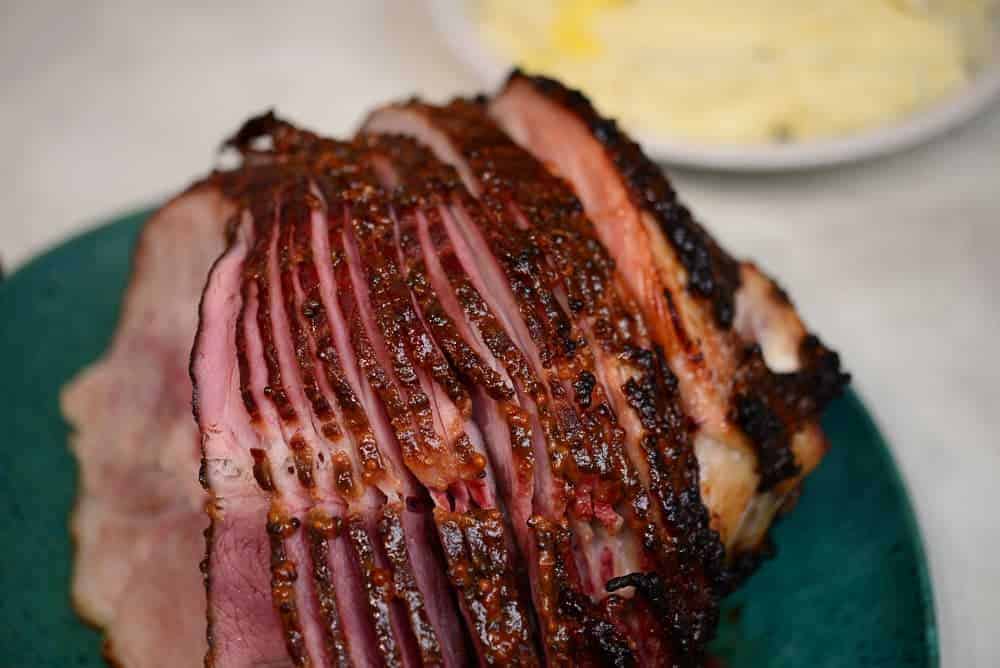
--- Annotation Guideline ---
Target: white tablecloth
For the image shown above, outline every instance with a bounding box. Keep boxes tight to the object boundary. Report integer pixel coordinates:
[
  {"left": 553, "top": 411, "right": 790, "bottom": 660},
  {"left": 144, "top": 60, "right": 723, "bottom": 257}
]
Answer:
[{"left": 2, "top": 2, "right": 998, "bottom": 665}]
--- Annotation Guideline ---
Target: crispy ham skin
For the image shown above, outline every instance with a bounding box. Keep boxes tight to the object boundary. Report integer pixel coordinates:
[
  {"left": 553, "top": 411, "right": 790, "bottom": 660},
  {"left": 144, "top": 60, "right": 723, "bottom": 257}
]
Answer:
[
  {"left": 66, "top": 72, "right": 846, "bottom": 668},
  {"left": 359, "top": 119, "right": 722, "bottom": 665},
  {"left": 487, "top": 71, "right": 848, "bottom": 560}
]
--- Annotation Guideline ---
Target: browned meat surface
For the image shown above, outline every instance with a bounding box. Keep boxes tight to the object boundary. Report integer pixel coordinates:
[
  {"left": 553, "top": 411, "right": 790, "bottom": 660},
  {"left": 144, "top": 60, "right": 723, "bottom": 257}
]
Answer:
[
  {"left": 195, "top": 119, "right": 541, "bottom": 667},
  {"left": 359, "top": 113, "right": 722, "bottom": 665},
  {"left": 65, "top": 72, "right": 846, "bottom": 667},
  {"left": 488, "top": 71, "right": 847, "bottom": 560}
]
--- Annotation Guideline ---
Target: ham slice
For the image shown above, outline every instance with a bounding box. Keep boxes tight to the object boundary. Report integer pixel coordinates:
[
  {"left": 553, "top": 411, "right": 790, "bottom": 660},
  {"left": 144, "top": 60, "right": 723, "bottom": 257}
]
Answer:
[
  {"left": 362, "top": 108, "right": 720, "bottom": 664},
  {"left": 62, "top": 185, "right": 232, "bottom": 666},
  {"left": 489, "top": 71, "right": 847, "bottom": 560},
  {"left": 194, "top": 118, "right": 538, "bottom": 667}
]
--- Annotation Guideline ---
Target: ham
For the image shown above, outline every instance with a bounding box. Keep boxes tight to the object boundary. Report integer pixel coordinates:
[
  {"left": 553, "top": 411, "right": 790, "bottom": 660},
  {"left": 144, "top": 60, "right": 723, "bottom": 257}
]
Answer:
[{"left": 65, "top": 74, "right": 847, "bottom": 667}]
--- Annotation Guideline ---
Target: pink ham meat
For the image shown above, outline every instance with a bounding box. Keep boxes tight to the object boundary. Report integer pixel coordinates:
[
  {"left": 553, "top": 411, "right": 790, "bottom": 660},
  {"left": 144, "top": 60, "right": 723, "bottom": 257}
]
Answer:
[
  {"left": 64, "top": 71, "right": 847, "bottom": 668},
  {"left": 487, "top": 72, "right": 847, "bottom": 562},
  {"left": 61, "top": 186, "right": 232, "bottom": 666},
  {"left": 358, "top": 123, "right": 722, "bottom": 664},
  {"left": 194, "top": 117, "right": 537, "bottom": 668}
]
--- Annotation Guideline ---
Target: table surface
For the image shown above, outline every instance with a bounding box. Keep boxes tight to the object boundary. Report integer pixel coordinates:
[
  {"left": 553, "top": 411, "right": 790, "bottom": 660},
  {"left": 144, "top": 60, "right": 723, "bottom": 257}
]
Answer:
[{"left": 3, "top": 2, "right": 998, "bottom": 665}]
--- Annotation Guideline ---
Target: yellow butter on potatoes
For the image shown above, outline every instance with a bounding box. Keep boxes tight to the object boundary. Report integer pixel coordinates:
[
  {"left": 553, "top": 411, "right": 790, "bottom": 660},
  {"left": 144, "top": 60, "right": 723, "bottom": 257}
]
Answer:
[{"left": 480, "top": 0, "right": 993, "bottom": 143}]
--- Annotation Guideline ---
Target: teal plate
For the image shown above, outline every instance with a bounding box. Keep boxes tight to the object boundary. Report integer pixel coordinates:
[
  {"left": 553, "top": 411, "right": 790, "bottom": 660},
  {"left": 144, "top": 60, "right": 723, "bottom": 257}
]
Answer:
[{"left": 0, "top": 211, "right": 937, "bottom": 667}]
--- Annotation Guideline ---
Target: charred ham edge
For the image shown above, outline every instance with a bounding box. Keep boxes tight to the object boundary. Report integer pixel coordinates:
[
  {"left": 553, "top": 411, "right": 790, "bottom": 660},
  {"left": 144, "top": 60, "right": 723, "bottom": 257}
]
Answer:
[
  {"left": 253, "top": 185, "right": 349, "bottom": 667},
  {"left": 239, "top": 167, "right": 402, "bottom": 667},
  {"left": 286, "top": 186, "right": 389, "bottom": 668},
  {"left": 277, "top": 184, "right": 354, "bottom": 667},
  {"left": 489, "top": 71, "right": 848, "bottom": 556},
  {"left": 200, "top": 143, "right": 423, "bottom": 667},
  {"left": 265, "top": 160, "right": 429, "bottom": 668},
  {"left": 368, "top": 145, "right": 545, "bottom": 666},
  {"left": 314, "top": 146, "right": 536, "bottom": 666},
  {"left": 223, "top": 114, "right": 538, "bottom": 666},
  {"left": 306, "top": 192, "right": 446, "bottom": 668},
  {"left": 367, "top": 137, "right": 553, "bottom": 664},
  {"left": 361, "top": 122, "right": 638, "bottom": 665},
  {"left": 363, "top": 108, "right": 720, "bottom": 665},
  {"left": 229, "top": 146, "right": 447, "bottom": 667},
  {"left": 368, "top": 107, "right": 721, "bottom": 662},
  {"left": 333, "top": 125, "right": 537, "bottom": 667},
  {"left": 307, "top": 153, "right": 465, "bottom": 668},
  {"left": 232, "top": 199, "right": 345, "bottom": 666},
  {"left": 488, "top": 73, "right": 757, "bottom": 553},
  {"left": 287, "top": 184, "right": 455, "bottom": 668}
]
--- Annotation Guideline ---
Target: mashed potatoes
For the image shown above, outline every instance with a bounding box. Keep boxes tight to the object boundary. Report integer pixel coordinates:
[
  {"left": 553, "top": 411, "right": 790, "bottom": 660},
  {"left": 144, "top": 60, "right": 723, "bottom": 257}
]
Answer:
[{"left": 480, "top": 0, "right": 994, "bottom": 143}]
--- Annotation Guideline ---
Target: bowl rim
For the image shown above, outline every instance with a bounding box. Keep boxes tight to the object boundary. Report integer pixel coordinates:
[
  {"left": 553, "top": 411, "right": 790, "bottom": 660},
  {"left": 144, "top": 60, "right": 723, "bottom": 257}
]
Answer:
[{"left": 429, "top": 0, "right": 1000, "bottom": 170}]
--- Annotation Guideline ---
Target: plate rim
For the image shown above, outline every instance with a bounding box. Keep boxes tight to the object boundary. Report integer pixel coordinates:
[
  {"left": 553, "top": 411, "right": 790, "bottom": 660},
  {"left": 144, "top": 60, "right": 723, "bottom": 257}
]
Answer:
[
  {"left": 0, "top": 211, "right": 153, "bottom": 294},
  {"left": 844, "top": 388, "right": 940, "bottom": 667},
  {"left": 429, "top": 0, "right": 1000, "bottom": 171}
]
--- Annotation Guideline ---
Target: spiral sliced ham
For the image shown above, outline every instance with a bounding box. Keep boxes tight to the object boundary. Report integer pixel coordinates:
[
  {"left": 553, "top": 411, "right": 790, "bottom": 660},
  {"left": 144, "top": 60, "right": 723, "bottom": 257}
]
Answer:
[{"left": 65, "top": 73, "right": 847, "bottom": 667}]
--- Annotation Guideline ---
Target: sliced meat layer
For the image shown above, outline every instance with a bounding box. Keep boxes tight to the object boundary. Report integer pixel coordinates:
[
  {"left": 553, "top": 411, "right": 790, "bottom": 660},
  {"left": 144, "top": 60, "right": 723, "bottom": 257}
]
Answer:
[
  {"left": 196, "top": 115, "right": 541, "bottom": 667},
  {"left": 362, "top": 112, "right": 721, "bottom": 664},
  {"left": 62, "top": 186, "right": 233, "bottom": 667},
  {"left": 205, "top": 161, "right": 439, "bottom": 667},
  {"left": 368, "top": 139, "right": 549, "bottom": 664},
  {"left": 362, "top": 128, "right": 635, "bottom": 664},
  {"left": 310, "top": 140, "right": 536, "bottom": 666},
  {"left": 489, "top": 71, "right": 848, "bottom": 559},
  {"left": 193, "top": 208, "right": 291, "bottom": 666}
]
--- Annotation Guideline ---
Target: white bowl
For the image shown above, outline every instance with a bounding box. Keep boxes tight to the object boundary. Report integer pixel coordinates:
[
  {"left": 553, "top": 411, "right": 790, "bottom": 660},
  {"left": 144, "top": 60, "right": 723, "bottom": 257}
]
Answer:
[{"left": 429, "top": 0, "right": 1000, "bottom": 170}]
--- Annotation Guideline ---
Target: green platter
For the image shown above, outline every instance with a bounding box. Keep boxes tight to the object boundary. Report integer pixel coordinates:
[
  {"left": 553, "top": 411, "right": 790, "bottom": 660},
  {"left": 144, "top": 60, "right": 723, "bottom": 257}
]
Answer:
[{"left": 0, "top": 210, "right": 937, "bottom": 667}]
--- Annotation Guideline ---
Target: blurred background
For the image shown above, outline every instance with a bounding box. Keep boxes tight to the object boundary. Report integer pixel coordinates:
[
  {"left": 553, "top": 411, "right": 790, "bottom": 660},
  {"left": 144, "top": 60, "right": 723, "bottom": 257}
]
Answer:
[{"left": 2, "top": 1, "right": 999, "bottom": 666}]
